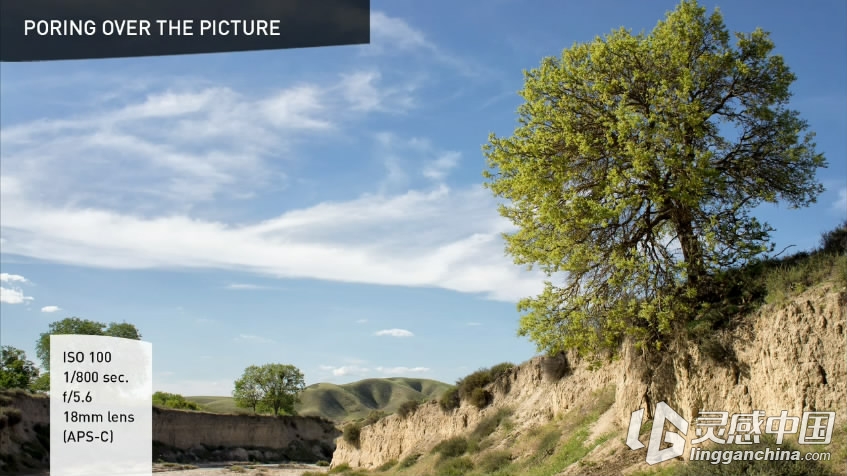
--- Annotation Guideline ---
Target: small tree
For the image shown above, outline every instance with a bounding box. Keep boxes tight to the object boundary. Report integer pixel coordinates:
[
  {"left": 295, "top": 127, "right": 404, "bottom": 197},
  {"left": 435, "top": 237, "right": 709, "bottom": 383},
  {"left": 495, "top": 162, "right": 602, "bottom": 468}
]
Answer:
[
  {"left": 482, "top": 0, "right": 826, "bottom": 358},
  {"left": 0, "top": 346, "right": 39, "bottom": 390},
  {"left": 233, "top": 365, "right": 265, "bottom": 413},
  {"left": 233, "top": 363, "right": 305, "bottom": 416},
  {"left": 259, "top": 363, "right": 305, "bottom": 416}
]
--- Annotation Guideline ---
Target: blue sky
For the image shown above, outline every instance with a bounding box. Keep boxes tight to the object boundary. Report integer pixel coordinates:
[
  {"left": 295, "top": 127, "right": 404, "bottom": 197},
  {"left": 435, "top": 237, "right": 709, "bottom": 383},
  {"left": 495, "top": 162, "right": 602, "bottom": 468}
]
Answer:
[{"left": 1, "top": 0, "right": 845, "bottom": 396}]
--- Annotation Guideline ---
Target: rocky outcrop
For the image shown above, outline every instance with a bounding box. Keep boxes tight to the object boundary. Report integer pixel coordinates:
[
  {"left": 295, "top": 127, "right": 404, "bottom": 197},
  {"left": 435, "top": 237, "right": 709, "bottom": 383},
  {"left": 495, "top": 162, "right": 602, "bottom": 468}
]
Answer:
[
  {"left": 0, "top": 393, "right": 340, "bottom": 474},
  {"left": 152, "top": 407, "right": 339, "bottom": 463},
  {"left": 332, "top": 282, "right": 846, "bottom": 469}
]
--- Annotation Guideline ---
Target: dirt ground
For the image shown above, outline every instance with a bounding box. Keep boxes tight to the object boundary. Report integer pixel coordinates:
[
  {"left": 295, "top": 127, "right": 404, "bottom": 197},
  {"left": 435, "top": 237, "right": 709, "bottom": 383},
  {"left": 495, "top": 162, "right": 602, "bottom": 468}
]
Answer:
[{"left": 152, "top": 463, "right": 329, "bottom": 476}]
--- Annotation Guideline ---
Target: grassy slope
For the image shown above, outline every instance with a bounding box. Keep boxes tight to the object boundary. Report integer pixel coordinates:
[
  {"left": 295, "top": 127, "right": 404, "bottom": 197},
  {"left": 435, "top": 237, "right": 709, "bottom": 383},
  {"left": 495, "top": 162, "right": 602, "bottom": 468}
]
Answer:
[{"left": 186, "top": 377, "right": 451, "bottom": 422}]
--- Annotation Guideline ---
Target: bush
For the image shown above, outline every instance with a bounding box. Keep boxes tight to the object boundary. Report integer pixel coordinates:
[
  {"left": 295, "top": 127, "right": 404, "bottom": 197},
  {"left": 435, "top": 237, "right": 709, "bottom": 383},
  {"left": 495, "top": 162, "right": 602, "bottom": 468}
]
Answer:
[
  {"left": 542, "top": 352, "right": 570, "bottom": 381},
  {"left": 152, "top": 391, "right": 201, "bottom": 411},
  {"left": 436, "top": 457, "right": 474, "bottom": 476},
  {"left": 328, "top": 462, "right": 350, "bottom": 473},
  {"left": 432, "top": 437, "right": 468, "bottom": 458},
  {"left": 456, "top": 369, "right": 492, "bottom": 400},
  {"left": 439, "top": 387, "right": 460, "bottom": 412},
  {"left": 479, "top": 450, "right": 512, "bottom": 473},
  {"left": 397, "top": 399, "right": 419, "bottom": 419},
  {"left": 342, "top": 423, "right": 361, "bottom": 446},
  {"left": 376, "top": 459, "right": 397, "bottom": 471},
  {"left": 315, "top": 460, "right": 330, "bottom": 467},
  {"left": 489, "top": 362, "right": 514, "bottom": 380},
  {"left": 0, "top": 407, "right": 23, "bottom": 429},
  {"left": 398, "top": 453, "right": 420, "bottom": 468},
  {"left": 469, "top": 387, "right": 491, "bottom": 409},
  {"left": 471, "top": 407, "right": 513, "bottom": 441},
  {"left": 363, "top": 410, "right": 386, "bottom": 426},
  {"left": 820, "top": 221, "right": 847, "bottom": 254}
]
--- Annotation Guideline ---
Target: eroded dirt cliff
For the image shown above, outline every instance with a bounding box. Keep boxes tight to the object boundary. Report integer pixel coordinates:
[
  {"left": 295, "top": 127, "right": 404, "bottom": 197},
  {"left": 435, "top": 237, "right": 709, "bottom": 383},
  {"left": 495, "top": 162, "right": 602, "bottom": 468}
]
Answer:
[{"left": 332, "top": 282, "right": 846, "bottom": 472}]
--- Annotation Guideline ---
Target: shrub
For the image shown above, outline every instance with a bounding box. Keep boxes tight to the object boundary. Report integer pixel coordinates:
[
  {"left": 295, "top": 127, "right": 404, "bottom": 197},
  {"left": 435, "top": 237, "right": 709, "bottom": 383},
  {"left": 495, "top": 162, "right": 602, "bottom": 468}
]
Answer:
[
  {"left": 439, "top": 387, "right": 460, "bottom": 412},
  {"left": 376, "top": 459, "right": 397, "bottom": 471},
  {"left": 0, "top": 407, "right": 23, "bottom": 429},
  {"left": 489, "top": 362, "right": 515, "bottom": 380},
  {"left": 820, "top": 221, "right": 847, "bottom": 254},
  {"left": 398, "top": 453, "right": 420, "bottom": 468},
  {"left": 436, "top": 456, "right": 474, "bottom": 476},
  {"left": 541, "top": 352, "right": 570, "bottom": 381},
  {"left": 328, "top": 462, "right": 350, "bottom": 473},
  {"left": 479, "top": 450, "right": 512, "bottom": 473},
  {"left": 315, "top": 460, "right": 330, "bottom": 467},
  {"left": 342, "top": 423, "right": 361, "bottom": 446},
  {"left": 432, "top": 437, "right": 468, "bottom": 458},
  {"left": 152, "top": 391, "right": 201, "bottom": 411},
  {"left": 362, "top": 410, "right": 386, "bottom": 426},
  {"left": 456, "top": 369, "right": 492, "bottom": 400},
  {"left": 469, "top": 387, "right": 491, "bottom": 409},
  {"left": 397, "top": 399, "right": 419, "bottom": 419},
  {"left": 471, "top": 407, "right": 513, "bottom": 441}
]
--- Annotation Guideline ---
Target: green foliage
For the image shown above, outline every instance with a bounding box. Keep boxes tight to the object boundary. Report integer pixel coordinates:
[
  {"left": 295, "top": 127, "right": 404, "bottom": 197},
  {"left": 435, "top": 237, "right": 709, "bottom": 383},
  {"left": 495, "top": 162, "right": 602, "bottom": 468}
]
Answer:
[
  {"left": 396, "top": 399, "right": 419, "bottom": 418},
  {"left": 438, "top": 386, "right": 460, "bottom": 412},
  {"left": 36, "top": 317, "right": 141, "bottom": 370},
  {"left": 489, "top": 362, "right": 515, "bottom": 380},
  {"left": 30, "top": 373, "right": 50, "bottom": 392},
  {"left": 0, "top": 346, "right": 40, "bottom": 390},
  {"left": 328, "top": 462, "right": 351, "bottom": 473},
  {"left": 471, "top": 407, "right": 514, "bottom": 442},
  {"left": 315, "top": 460, "right": 330, "bottom": 467},
  {"left": 232, "top": 363, "right": 305, "bottom": 416},
  {"left": 456, "top": 368, "right": 492, "bottom": 401},
  {"left": 342, "top": 422, "right": 361, "bottom": 446},
  {"left": 152, "top": 391, "right": 201, "bottom": 410},
  {"left": 482, "top": 0, "right": 827, "bottom": 359},
  {"left": 398, "top": 453, "right": 421, "bottom": 468},
  {"left": 479, "top": 450, "right": 512, "bottom": 473},
  {"left": 362, "top": 410, "right": 386, "bottom": 426},
  {"left": 468, "top": 387, "right": 491, "bottom": 409},
  {"left": 432, "top": 437, "right": 468, "bottom": 458},
  {"left": 0, "top": 406, "right": 23, "bottom": 429},
  {"left": 435, "top": 456, "right": 474, "bottom": 476}
]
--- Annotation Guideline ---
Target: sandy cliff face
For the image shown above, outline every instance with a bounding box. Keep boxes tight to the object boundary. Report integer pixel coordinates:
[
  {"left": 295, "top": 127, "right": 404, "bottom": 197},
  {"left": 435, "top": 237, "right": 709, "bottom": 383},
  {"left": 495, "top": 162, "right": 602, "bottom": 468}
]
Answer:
[{"left": 332, "top": 282, "right": 846, "bottom": 469}]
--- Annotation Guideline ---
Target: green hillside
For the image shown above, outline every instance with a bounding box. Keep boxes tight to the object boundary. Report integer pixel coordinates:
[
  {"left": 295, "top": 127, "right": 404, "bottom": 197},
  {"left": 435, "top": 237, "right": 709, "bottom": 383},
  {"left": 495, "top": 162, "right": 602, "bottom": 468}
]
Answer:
[{"left": 186, "top": 377, "right": 451, "bottom": 422}]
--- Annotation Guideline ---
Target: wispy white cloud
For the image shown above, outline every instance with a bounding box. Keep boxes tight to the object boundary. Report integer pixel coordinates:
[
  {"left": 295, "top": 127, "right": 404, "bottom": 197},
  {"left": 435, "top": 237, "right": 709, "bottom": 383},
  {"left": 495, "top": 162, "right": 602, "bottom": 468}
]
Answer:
[
  {"left": 225, "top": 283, "right": 269, "bottom": 290},
  {"left": 0, "top": 287, "right": 33, "bottom": 304},
  {"left": 832, "top": 187, "right": 847, "bottom": 212},
  {"left": 367, "top": 11, "right": 491, "bottom": 79},
  {"left": 375, "top": 329, "right": 414, "bottom": 337},
  {"left": 236, "top": 334, "right": 274, "bottom": 344},
  {"left": 0, "top": 273, "right": 33, "bottom": 304},
  {"left": 0, "top": 176, "right": 543, "bottom": 302},
  {"left": 356, "top": 319, "right": 369, "bottom": 324},
  {"left": 41, "top": 305, "right": 62, "bottom": 313},
  {"left": 422, "top": 152, "right": 461, "bottom": 181},
  {"left": 375, "top": 366, "right": 430, "bottom": 375},
  {"left": 319, "top": 364, "right": 430, "bottom": 378},
  {"left": 337, "top": 71, "right": 417, "bottom": 113},
  {"left": 320, "top": 365, "right": 370, "bottom": 377},
  {"left": 0, "top": 273, "right": 28, "bottom": 283}
]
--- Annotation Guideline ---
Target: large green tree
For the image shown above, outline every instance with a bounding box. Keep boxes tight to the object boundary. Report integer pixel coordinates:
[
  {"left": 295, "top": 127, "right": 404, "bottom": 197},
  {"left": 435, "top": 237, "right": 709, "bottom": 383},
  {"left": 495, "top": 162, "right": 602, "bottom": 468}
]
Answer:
[
  {"left": 0, "top": 346, "right": 40, "bottom": 390},
  {"left": 36, "top": 317, "right": 142, "bottom": 371},
  {"left": 482, "top": 0, "right": 825, "bottom": 357},
  {"left": 232, "top": 363, "right": 305, "bottom": 416}
]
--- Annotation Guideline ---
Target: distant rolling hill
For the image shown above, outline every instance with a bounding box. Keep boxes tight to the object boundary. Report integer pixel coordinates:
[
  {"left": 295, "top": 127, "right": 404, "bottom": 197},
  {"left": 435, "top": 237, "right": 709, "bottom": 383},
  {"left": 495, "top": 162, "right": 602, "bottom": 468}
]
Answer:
[{"left": 186, "top": 377, "right": 452, "bottom": 423}]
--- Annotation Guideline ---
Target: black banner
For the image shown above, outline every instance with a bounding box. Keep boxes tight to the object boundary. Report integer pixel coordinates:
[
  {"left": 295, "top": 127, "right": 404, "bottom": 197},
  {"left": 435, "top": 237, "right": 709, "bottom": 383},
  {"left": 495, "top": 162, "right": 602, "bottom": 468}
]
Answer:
[{"left": 0, "top": 0, "right": 370, "bottom": 62}]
